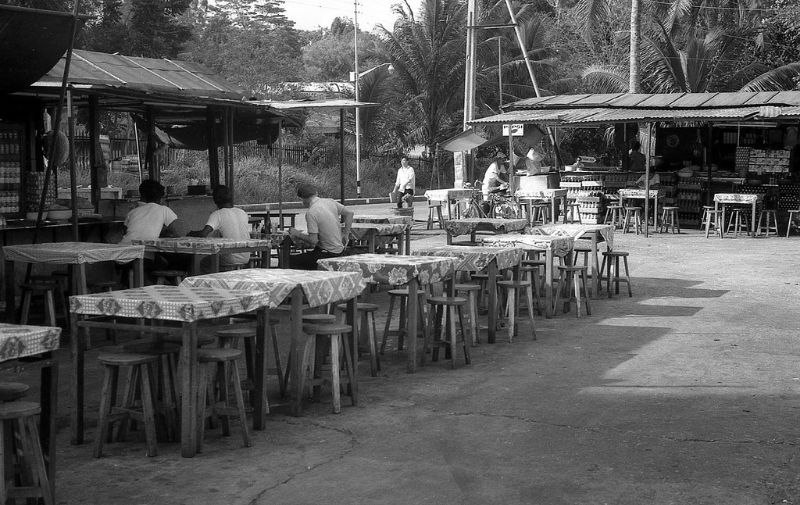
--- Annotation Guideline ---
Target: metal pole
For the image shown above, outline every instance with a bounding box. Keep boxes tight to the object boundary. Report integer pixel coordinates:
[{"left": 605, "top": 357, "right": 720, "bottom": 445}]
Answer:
[
  {"left": 498, "top": 37, "right": 503, "bottom": 108},
  {"left": 644, "top": 123, "right": 651, "bottom": 238},
  {"left": 340, "top": 108, "right": 345, "bottom": 204},
  {"left": 354, "top": 0, "right": 361, "bottom": 198}
]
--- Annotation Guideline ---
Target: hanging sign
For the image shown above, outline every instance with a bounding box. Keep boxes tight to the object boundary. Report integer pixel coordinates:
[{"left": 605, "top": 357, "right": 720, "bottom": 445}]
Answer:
[{"left": 502, "top": 124, "right": 524, "bottom": 136}]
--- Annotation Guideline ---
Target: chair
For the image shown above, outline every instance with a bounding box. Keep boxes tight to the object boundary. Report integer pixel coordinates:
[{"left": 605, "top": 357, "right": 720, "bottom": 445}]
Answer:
[
  {"left": 659, "top": 206, "right": 680, "bottom": 234},
  {"left": 301, "top": 323, "right": 357, "bottom": 413},
  {"left": 196, "top": 348, "right": 251, "bottom": 450},
  {"left": 601, "top": 251, "right": 632, "bottom": 298},
  {"left": 0, "top": 401, "right": 53, "bottom": 505},
  {"left": 426, "top": 296, "right": 471, "bottom": 368},
  {"left": 554, "top": 265, "right": 591, "bottom": 317}
]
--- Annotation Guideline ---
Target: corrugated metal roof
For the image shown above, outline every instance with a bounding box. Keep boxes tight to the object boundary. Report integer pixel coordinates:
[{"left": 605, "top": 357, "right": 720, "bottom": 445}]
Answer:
[
  {"left": 506, "top": 91, "right": 800, "bottom": 111},
  {"left": 35, "top": 49, "right": 248, "bottom": 100},
  {"left": 469, "top": 107, "right": 761, "bottom": 126},
  {"left": 256, "top": 99, "right": 381, "bottom": 110}
]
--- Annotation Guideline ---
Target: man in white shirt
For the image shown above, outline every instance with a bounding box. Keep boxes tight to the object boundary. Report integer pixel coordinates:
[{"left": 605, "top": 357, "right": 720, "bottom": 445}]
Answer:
[
  {"left": 288, "top": 183, "right": 353, "bottom": 270},
  {"left": 392, "top": 155, "right": 416, "bottom": 208},
  {"left": 188, "top": 185, "right": 251, "bottom": 271},
  {"left": 481, "top": 153, "right": 509, "bottom": 215}
]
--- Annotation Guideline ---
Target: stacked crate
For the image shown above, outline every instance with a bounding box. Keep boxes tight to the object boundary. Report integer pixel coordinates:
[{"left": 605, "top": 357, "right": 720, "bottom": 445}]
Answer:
[
  {"left": 747, "top": 149, "right": 791, "bottom": 175},
  {"left": 576, "top": 191, "right": 605, "bottom": 224}
]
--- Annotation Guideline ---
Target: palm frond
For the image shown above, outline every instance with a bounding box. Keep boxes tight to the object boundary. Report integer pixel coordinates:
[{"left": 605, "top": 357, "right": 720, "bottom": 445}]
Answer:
[
  {"left": 574, "top": 0, "right": 610, "bottom": 47},
  {"left": 739, "top": 62, "right": 800, "bottom": 92},
  {"left": 581, "top": 64, "right": 628, "bottom": 93}
]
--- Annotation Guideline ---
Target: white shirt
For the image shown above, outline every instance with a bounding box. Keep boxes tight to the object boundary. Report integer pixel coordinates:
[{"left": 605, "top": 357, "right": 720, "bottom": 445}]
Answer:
[
  {"left": 306, "top": 197, "right": 346, "bottom": 254},
  {"left": 482, "top": 162, "right": 503, "bottom": 198},
  {"left": 395, "top": 165, "right": 416, "bottom": 190},
  {"left": 206, "top": 207, "right": 251, "bottom": 265},
  {"left": 121, "top": 202, "right": 177, "bottom": 244}
]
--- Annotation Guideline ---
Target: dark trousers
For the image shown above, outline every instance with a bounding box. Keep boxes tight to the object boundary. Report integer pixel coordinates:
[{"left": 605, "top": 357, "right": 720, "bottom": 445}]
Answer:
[
  {"left": 289, "top": 247, "right": 344, "bottom": 270},
  {"left": 397, "top": 188, "right": 414, "bottom": 208}
]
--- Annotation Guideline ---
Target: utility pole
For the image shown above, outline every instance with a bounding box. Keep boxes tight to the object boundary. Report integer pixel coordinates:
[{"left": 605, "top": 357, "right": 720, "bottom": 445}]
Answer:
[
  {"left": 460, "top": 0, "right": 478, "bottom": 186},
  {"left": 354, "top": 0, "right": 362, "bottom": 198}
]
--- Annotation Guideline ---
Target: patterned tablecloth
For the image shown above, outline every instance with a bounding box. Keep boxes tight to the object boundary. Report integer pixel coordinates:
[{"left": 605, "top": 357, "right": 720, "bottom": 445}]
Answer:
[
  {"left": 714, "top": 193, "right": 764, "bottom": 204},
  {"left": 413, "top": 245, "right": 523, "bottom": 271},
  {"left": 425, "top": 188, "right": 478, "bottom": 202},
  {"left": 349, "top": 223, "right": 409, "bottom": 241},
  {"left": 482, "top": 234, "right": 575, "bottom": 257},
  {"left": 530, "top": 224, "right": 614, "bottom": 250},
  {"left": 3, "top": 242, "right": 144, "bottom": 264},
  {"left": 181, "top": 269, "right": 365, "bottom": 309},
  {"left": 444, "top": 218, "right": 528, "bottom": 238},
  {"left": 0, "top": 323, "right": 61, "bottom": 362},
  {"left": 353, "top": 215, "right": 414, "bottom": 226},
  {"left": 618, "top": 189, "right": 659, "bottom": 199},
  {"left": 69, "top": 285, "right": 271, "bottom": 322},
  {"left": 319, "top": 253, "right": 457, "bottom": 286},
  {"left": 515, "top": 188, "right": 568, "bottom": 199},
  {"left": 131, "top": 237, "right": 274, "bottom": 254}
]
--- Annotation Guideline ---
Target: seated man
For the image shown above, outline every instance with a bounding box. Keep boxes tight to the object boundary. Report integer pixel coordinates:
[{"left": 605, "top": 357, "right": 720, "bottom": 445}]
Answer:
[
  {"left": 481, "top": 154, "right": 509, "bottom": 216},
  {"left": 188, "top": 185, "right": 251, "bottom": 272},
  {"left": 288, "top": 183, "right": 353, "bottom": 270}
]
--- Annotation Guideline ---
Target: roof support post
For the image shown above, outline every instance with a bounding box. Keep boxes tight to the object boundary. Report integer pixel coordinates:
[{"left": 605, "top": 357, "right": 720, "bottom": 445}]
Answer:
[
  {"left": 644, "top": 122, "right": 651, "bottom": 238},
  {"left": 206, "top": 107, "right": 220, "bottom": 190},
  {"left": 145, "top": 107, "right": 158, "bottom": 181},
  {"left": 88, "top": 95, "right": 100, "bottom": 213},
  {"left": 68, "top": 90, "right": 80, "bottom": 241},
  {"left": 339, "top": 108, "right": 345, "bottom": 204}
]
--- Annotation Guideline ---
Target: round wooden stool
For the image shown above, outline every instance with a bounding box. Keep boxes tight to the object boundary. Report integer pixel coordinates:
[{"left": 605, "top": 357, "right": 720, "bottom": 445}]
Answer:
[
  {"left": 425, "top": 296, "right": 471, "bottom": 368},
  {"left": 704, "top": 209, "right": 724, "bottom": 238},
  {"left": 497, "top": 279, "right": 536, "bottom": 342},
  {"left": 787, "top": 209, "right": 800, "bottom": 237},
  {"left": 726, "top": 208, "right": 749, "bottom": 237},
  {"left": 427, "top": 203, "right": 444, "bottom": 230},
  {"left": 603, "top": 204, "right": 624, "bottom": 228},
  {"left": 554, "top": 265, "right": 591, "bottom": 317},
  {"left": 622, "top": 207, "right": 642, "bottom": 235},
  {"left": 455, "top": 283, "right": 481, "bottom": 345},
  {"left": 381, "top": 288, "right": 427, "bottom": 353},
  {"left": 0, "top": 382, "right": 29, "bottom": 403},
  {"left": 0, "top": 401, "right": 53, "bottom": 504},
  {"left": 302, "top": 323, "right": 357, "bottom": 413},
  {"left": 564, "top": 202, "right": 582, "bottom": 224},
  {"left": 196, "top": 348, "right": 251, "bottom": 451},
  {"left": 336, "top": 302, "right": 380, "bottom": 377},
  {"left": 601, "top": 251, "right": 632, "bottom": 298},
  {"left": 757, "top": 209, "right": 778, "bottom": 237},
  {"left": 659, "top": 206, "right": 680, "bottom": 234}
]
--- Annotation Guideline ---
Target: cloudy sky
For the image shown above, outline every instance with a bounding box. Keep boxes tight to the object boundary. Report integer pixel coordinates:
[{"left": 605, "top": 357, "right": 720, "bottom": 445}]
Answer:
[{"left": 282, "top": 0, "right": 402, "bottom": 31}]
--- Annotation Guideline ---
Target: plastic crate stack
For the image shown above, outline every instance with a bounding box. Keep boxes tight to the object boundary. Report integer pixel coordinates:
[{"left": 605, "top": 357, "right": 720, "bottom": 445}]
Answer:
[
  {"left": 778, "top": 184, "right": 800, "bottom": 212},
  {"left": 576, "top": 190, "right": 606, "bottom": 224},
  {"left": 676, "top": 176, "right": 703, "bottom": 227}
]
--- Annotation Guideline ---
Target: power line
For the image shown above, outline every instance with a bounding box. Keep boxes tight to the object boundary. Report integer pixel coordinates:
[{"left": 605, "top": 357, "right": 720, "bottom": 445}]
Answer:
[{"left": 648, "top": 0, "right": 782, "bottom": 12}]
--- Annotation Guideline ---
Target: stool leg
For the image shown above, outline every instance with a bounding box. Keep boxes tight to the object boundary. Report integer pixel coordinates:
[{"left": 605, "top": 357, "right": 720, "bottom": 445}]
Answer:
[
  {"left": 93, "top": 365, "right": 115, "bottom": 458},
  {"left": 457, "top": 306, "right": 470, "bottom": 365},
  {"left": 21, "top": 416, "right": 52, "bottom": 505},
  {"left": 581, "top": 271, "right": 592, "bottom": 316},
  {"left": 449, "top": 306, "right": 458, "bottom": 368},
  {"left": 572, "top": 270, "right": 582, "bottom": 318},
  {"left": 330, "top": 335, "right": 342, "bottom": 414},
  {"left": 365, "top": 313, "right": 378, "bottom": 377},
  {"left": 229, "top": 363, "right": 252, "bottom": 447},
  {"left": 468, "top": 290, "right": 478, "bottom": 346},
  {"left": 20, "top": 291, "right": 32, "bottom": 325},
  {"left": 381, "top": 294, "right": 396, "bottom": 354},
  {"left": 623, "top": 256, "right": 632, "bottom": 297},
  {"left": 614, "top": 257, "right": 620, "bottom": 295},
  {"left": 139, "top": 363, "right": 158, "bottom": 457},
  {"left": 524, "top": 281, "right": 536, "bottom": 340},
  {"left": 269, "top": 323, "right": 286, "bottom": 397},
  {"left": 506, "top": 287, "right": 516, "bottom": 343}
]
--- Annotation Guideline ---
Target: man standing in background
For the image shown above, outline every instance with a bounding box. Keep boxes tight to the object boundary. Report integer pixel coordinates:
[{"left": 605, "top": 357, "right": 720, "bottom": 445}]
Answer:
[{"left": 392, "top": 155, "right": 416, "bottom": 208}]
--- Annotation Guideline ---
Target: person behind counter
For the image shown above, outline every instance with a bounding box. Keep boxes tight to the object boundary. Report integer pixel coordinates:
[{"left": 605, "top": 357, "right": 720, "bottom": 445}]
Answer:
[
  {"left": 187, "top": 185, "right": 251, "bottom": 272},
  {"left": 628, "top": 141, "right": 646, "bottom": 172},
  {"left": 287, "top": 183, "right": 354, "bottom": 270},
  {"left": 481, "top": 153, "right": 509, "bottom": 215}
]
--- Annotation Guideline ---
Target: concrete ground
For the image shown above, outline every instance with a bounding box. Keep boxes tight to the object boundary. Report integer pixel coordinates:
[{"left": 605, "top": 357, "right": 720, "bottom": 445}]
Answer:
[{"left": 17, "top": 204, "right": 800, "bottom": 504}]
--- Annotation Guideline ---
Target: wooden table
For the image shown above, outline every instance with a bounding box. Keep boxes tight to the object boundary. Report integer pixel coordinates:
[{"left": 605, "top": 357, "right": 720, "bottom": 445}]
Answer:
[
  {"left": 248, "top": 211, "right": 299, "bottom": 232},
  {"left": 444, "top": 218, "right": 528, "bottom": 245},
  {"left": 483, "top": 234, "right": 575, "bottom": 318},
  {"left": 131, "top": 237, "right": 275, "bottom": 274},
  {"left": 412, "top": 245, "right": 524, "bottom": 343},
  {"left": 318, "top": 254, "right": 457, "bottom": 373},
  {"left": 713, "top": 193, "right": 764, "bottom": 237},
  {"left": 618, "top": 189, "right": 660, "bottom": 228},
  {"left": 69, "top": 285, "right": 272, "bottom": 457},
  {"left": 515, "top": 189, "right": 569, "bottom": 224},
  {"left": 0, "top": 323, "right": 60, "bottom": 500},
  {"left": 181, "top": 269, "right": 366, "bottom": 416},
  {"left": 425, "top": 188, "right": 481, "bottom": 219},
  {"left": 353, "top": 215, "right": 414, "bottom": 254},
  {"left": 530, "top": 224, "right": 614, "bottom": 298},
  {"left": 2, "top": 242, "right": 145, "bottom": 322},
  {"left": 349, "top": 223, "right": 411, "bottom": 255}
]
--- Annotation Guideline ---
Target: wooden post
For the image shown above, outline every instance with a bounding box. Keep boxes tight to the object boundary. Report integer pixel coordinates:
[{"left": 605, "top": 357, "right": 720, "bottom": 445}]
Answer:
[
  {"left": 67, "top": 91, "right": 79, "bottom": 241},
  {"left": 145, "top": 108, "right": 157, "bottom": 181},
  {"left": 206, "top": 107, "right": 219, "bottom": 190},
  {"left": 88, "top": 96, "right": 101, "bottom": 213},
  {"left": 339, "top": 108, "right": 345, "bottom": 204}
]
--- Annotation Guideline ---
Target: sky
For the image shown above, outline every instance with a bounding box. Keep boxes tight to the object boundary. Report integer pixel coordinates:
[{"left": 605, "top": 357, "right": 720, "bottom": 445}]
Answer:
[{"left": 282, "top": 0, "right": 402, "bottom": 31}]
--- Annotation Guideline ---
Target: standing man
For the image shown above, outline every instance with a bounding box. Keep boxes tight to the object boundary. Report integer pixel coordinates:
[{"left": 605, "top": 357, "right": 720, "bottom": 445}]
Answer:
[
  {"left": 628, "top": 141, "right": 646, "bottom": 172},
  {"left": 392, "top": 155, "right": 416, "bottom": 208},
  {"left": 288, "top": 183, "right": 354, "bottom": 270}
]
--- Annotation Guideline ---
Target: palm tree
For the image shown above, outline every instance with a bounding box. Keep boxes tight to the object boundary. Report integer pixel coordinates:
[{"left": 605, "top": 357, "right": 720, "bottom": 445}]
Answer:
[
  {"left": 629, "top": 0, "right": 641, "bottom": 92},
  {"left": 379, "top": 0, "right": 467, "bottom": 151}
]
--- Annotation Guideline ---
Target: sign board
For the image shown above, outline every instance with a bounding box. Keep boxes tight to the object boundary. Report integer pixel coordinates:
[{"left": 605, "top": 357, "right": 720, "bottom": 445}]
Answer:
[
  {"left": 502, "top": 124, "right": 524, "bottom": 137},
  {"left": 453, "top": 151, "right": 465, "bottom": 187}
]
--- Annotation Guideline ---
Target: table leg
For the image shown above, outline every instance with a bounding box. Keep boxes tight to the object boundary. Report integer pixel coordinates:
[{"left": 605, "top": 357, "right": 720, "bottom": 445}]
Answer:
[
  {"left": 751, "top": 202, "right": 757, "bottom": 237},
  {"left": 133, "top": 258, "right": 144, "bottom": 288},
  {"left": 346, "top": 298, "right": 358, "bottom": 402},
  {"left": 590, "top": 233, "right": 600, "bottom": 298},
  {"left": 487, "top": 260, "right": 498, "bottom": 344},
  {"left": 4, "top": 260, "right": 15, "bottom": 323},
  {"left": 179, "top": 322, "right": 199, "bottom": 457},
  {"left": 290, "top": 288, "right": 306, "bottom": 416},
  {"left": 551, "top": 198, "right": 557, "bottom": 224},
  {"left": 404, "top": 228, "right": 411, "bottom": 255},
  {"left": 405, "top": 277, "right": 419, "bottom": 373},
  {"left": 253, "top": 308, "right": 268, "bottom": 430},
  {"left": 76, "top": 264, "right": 88, "bottom": 295},
  {"left": 368, "top": 233, "right": 376, "bottom": 254},
  {"left": 69, "top": 313, "right": 84, "bottom": 445},
  {"left": 562, "top": 195, "right": 568, "bottom": 224},
  {"left": 40, "top": 359, "right": 57, "bottom": 499},
  {"left": 545, "top": 250, "right": 554, "bottom": 318},
  {"left": 212, "top": 254, "right": 220, "bottom": 274}
]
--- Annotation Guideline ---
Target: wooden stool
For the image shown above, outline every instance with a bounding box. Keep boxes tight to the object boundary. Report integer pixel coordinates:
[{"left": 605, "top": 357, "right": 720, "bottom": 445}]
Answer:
[
  {"left": 601, "top": 251, "right": 632, "bottom": 298},
  {"left": 757, "top": 209, "right": 778, "bottom": 237},
  {"left": 336, "top": 302, "right": 380, "bottom": 377},
  {"left": 425, "top": 296, "right": 471, "bottom": 368},
  {"left": 427, "top": 203, "right": 444, "bottom": 230},
  {"left": 152, "top": 270, "right": 187, "bottom": 286},
  {"left": 622, "top": 207, "right": 642, "bottom": 235},
  {"left": 301, "top": 323, "right": 357, "bottom": 414},
  {"left": 704, "top": 209, "right": 724, "bottom": 238},
  {"left": 381, "top": 288, "right": 427, "bottom": 353},
  {"left": 659, "top": 206, "right": 680, "bottom": 234},
  {"left": 0, "top": 401, "right": 53, "bottom": 505},
  {"left": 700, "top": 205, "right": 715, "bottom": 225},
  {"left": 531, "top": 203, "right": 550, "bottom": 225},
  {"left": 0, "top": 383, "right": 29, "bottom": 403},
  {"left": 217, "top": 325, "right": 285, "bottom": 410},
  {"left": 302, "top": 313, "right": 337, "bottom": 324},
  {"left": 18, "top": 282, "right": 57, "bottom": 327},
  {"left": 455, "top": 283, "right": 481, "bottom": 346},
  {"left": 520, "top": 263, "right": 544, "bottom": 311},
  {"left": 726, "top": 208, "right": 749, "bottom": 237},
  {"left": 468, "top": 272, "right": 491, "bottom": 313},
  {"left": 603, "top": 205, "right": 624, "bottom": 229},
  {"left": 28, "top": 274, "right": 69, "bottom": 321},
  {"left": 564, "top": 202, "right": 582, "bottom": 224},
  {"left": 496, "top": 279, "right": 536, "bottom": 342},
  {"left": 196, "top": 348, "right": 251, "bottom": 450},
  {"left": 94, "top": 352, "right": 159, "bottom": 457},
  {"left": 787, "top": 209, "right": 800, "bottom": 237},
  {"left": 554, "top": 265, "right": 591, "bottom": 317}
]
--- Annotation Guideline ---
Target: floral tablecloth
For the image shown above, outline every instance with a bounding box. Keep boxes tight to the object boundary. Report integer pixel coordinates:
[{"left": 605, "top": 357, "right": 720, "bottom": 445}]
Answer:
[
  {"left": 530, "top": 224, "right": 614, "bottom": 250},
  {"left": 0, "top": 323, "right": 61, "bottom": 362},
  {"left": 482, "top": 234, "right": 574, "bottom": 258},
  {"left": 70, "top": 285, "right": 271, "bottom": 322},
  {"left": 318, "top": 253, "right": 457, "bottom": 286},
  {"left": 131, "top": 237, "right": 274, "bottom": 254},
  {"left": 619, "top": 189, "right": 659, "bottom": 199},
  {"left": 349, "top": 223, "right": 409, "bottom": 241},
  {"left": 3, "top": 242, "right": 145, "bottom": 264},
  {"left": 412, "top": 245, "right": 523, "bottom": 271},
  {"left": 714, "top": 193, "right": 764, "bottom": 204},
  {"left": 515, "top": 188, "right": 568, "bottom": 199},
  {"left": 181, "top": 269, "right": 365, "bottom": 309},
  {"left": 353, "top": 215, "right": 414, "bottom": 226},
  {"left": 444, "top": 218, "right": 528, "bottom": 238},
  {"left": 425, "top": 188, "right": 478, "bottom": 202}
]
